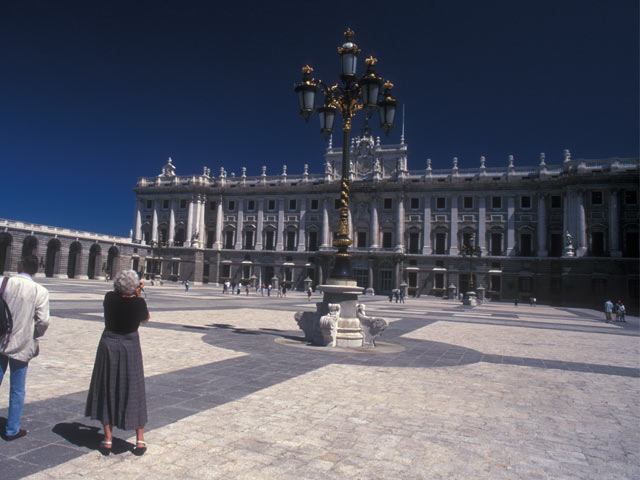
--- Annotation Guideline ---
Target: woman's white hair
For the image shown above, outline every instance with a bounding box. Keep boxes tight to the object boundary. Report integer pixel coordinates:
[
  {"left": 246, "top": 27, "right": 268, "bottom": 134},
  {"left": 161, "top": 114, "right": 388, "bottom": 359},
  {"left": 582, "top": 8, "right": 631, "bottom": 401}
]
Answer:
[{"left": 113, "top": 270, "right": 140, "bottom": 296}]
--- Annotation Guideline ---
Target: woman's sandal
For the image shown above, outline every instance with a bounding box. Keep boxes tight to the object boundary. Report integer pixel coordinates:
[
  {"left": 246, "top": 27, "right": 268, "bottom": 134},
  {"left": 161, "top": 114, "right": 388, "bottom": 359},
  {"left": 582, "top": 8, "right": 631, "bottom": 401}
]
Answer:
[
  {"left": 133, "top": 440, "right": 147, "bottom": 456},
  {"left": 99, "top": 440, "right": 112, "bottom": 456}
]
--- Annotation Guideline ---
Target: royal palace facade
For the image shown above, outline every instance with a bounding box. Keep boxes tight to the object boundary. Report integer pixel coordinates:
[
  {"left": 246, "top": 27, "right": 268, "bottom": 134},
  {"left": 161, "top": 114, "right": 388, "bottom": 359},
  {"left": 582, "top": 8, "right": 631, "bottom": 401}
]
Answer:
[
  {"left": 1, "top": 135, "right": 638, "bottom": 309},
  {"left": 129, "top": 136, "right": 639, "bottom": 308}
]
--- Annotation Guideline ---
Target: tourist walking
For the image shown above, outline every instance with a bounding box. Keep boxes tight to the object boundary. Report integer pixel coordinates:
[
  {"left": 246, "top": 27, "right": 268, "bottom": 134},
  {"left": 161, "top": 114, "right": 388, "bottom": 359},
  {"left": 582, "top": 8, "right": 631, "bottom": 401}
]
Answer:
[
  {"left": 282, "top": 283, "right": 287, "bottom": 298},
  {"left": 615, "top": 300, "right": 626, "bottom": 322},
  {"left": 307, "top": 287, "right": 312, "bottom": 301},
  {"left": 85, "top": 270, "right": 150, "bottom": 456},
  {"left": 267, "top": 284, "right": 271, "bottom": 297},
  {"left": 604, "top": 299, "right": 614, "bottom": 322},
  {"left": 0, "top": 255, "right": 50, "bottom": 441},
  {"left": 184, "top": 279, "right": 189, "bottom": 293}
]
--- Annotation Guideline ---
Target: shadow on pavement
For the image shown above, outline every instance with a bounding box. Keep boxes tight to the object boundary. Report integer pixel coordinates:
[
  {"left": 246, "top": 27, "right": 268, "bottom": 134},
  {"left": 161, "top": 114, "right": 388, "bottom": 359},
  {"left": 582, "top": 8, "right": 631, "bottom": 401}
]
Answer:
[{"left": 53, "top": 422, "right": 133, "bottom": 454}]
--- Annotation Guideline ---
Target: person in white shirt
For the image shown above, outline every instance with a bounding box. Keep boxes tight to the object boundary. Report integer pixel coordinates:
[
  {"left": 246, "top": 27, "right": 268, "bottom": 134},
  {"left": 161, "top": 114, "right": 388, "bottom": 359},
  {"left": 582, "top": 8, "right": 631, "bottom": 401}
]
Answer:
[{"left": 0, "top": 255, "right": 50, "bottom": 441}]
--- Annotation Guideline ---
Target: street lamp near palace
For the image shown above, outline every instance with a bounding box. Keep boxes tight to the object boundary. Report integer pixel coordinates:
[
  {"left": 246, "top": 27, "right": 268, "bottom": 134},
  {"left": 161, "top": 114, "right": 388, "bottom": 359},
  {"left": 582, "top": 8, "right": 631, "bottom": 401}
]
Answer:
[
  {"left": 460, "top": 234, "right": 482, "bottom": 306},
  {"left": 294, "top": 28, "right": 398, "bottom": 281}
]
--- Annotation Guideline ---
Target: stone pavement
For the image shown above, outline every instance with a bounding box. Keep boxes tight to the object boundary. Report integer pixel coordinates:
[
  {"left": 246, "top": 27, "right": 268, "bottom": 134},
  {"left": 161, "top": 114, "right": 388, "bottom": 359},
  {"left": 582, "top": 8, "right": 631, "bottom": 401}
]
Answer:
[{"left": 0, "top": 279, "right": 638, "bottom": 479}]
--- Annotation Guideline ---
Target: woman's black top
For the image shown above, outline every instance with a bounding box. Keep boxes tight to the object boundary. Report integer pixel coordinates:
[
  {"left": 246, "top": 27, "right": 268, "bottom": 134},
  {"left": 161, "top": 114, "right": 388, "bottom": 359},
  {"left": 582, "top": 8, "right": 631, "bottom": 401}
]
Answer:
[{"left": 103, "top": 291, "right": 149, "bottom": 334}]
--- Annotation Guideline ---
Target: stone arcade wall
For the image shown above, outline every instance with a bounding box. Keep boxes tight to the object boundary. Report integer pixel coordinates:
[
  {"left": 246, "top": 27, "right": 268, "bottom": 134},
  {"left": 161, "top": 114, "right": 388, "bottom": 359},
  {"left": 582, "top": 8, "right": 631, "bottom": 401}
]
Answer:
[{"left": 0, "top": 219, "right": 145, "bottom": 280}]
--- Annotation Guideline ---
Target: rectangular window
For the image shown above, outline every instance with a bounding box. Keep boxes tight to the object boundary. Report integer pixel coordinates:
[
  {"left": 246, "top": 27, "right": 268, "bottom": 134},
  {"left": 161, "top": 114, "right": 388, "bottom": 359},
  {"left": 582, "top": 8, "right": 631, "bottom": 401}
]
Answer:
[
  {"left": 267, "top": 200, "right": 276, "bottom": 211},
  {"left": 625, "top": 190, "right": 638, "bottom": 205},
  {"left": 408, "top": 272, "right": 417, "bottom": 288},
  {"left": 162, "top": 200, "right": 169, "bottom": 209},
  {"left": 224, "top": 231, "right": 234, "bottom": 249},
  {"left": 591, "top": 192, "right": 603, "bottom": 206},
  {"left": 174, "top": 229, "right": 185, "bottom": 246},
  {"left": 286, "top": 231, "right": 296, "bottom": 251},
  {"left": 146, "top": 200, "right": 153, "bottom": 209},
  {"left": 408, "top": 232, "right": 420, "bottom": 253},
  {"left": 550, "top": 277, "right": 562, "bottom": 293},
  {"left": 334, "top": 199, "right": 341, "bottom": 209},
  {"left": 353, "top": 268, "right": 368, "bottom": 289},
  {"left": 247, "top": 200, "right": 255, "bottom": 211},
  {"left": 180, "top": 199, "right": 187, "bottom": 209},
  {"left": 520, "top": 233, "right": 532, "bottom": 256},
  {"left": 551, "top": 195, "right": 561, "bottom": 208},
  {"left": 463, "top": 196, "right": 473, "bottom": 210},
  {"left": 289, "top": 199, "right": 297, "bottom": 211},
  {"left": 382, "top": 232, "right": 393, "bottom": 248},
  {"left": 491, "top": 196, "right": 502, "bottom": 209},
  {"left": 435, "top": 273, "right": 444, "bottom": 289},
  {"left": 221, "top": 264, "right": 231, "bottom": 279},
  {"left": 591, "top": 232, "right": 604, "bottom": 256},
  {"left": 435, "top": 233, "right": 446, "bottom": 254},
  {"left": 207, "top": 230, "right": 215, "bottom": 248},
  {"left": 209, "top": 201, "right": 217, "bottom": 211},
  {"left": 308, "top": 231, "right": 318, "bottom": 251},
  {"left": 311, "top": 199, "right": 319, "bottom": 210},
  {"left": 357, "top": 232, "right": 367, "bottom": 248},
  {"left": 159, "top": 229, "right": 167, "bottom": 244},
  {"left": 491, "top": 233, "right": 502, "bottom": 256},
  {"left": 624, "top": 231, "right": 639, "bottom": 257},
  {"left": 521, "top": 196, "right": 531, "bottom": 209},
  {"left": 550, "top": 233, "right": 562, "bottom": 257},
  {"left": 171, "top": 262, "right": 179, "bottom": 276},
  {"left": 228, "top": 201, "right": 235, "bottom": 211},
  {"left": 380, "top": 270, "right": 393, "bottom": 292},
  {"left": 244, "top": 231, "right": 254, "bottom": 250},
  {"left": 490, "top": 275, "right": 501, "bottom": 292},
  {"left": 265, "top": 231, "right": 275, "bottom": 250},
  {"left": 436, "top": 197, "right": 446, "bottom": 210},
  {"left": 410, "top": 198, "right": 420, "bottom": 210},
  {"left": 383, "top": 198, "right": 393, "bottom": 209}
]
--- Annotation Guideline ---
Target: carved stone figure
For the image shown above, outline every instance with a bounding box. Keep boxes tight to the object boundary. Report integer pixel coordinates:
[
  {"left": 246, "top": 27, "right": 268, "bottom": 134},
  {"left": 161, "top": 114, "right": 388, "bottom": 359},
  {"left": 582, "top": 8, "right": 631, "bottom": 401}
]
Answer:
[
  {"left": 319, "top": 303, "right": 340, "bottom": 347},
  {"left": 564, "top": 230, "right": 573, "bottom": 248},
  {"left": 295, "top": 309, "right": 320, "bottom": 343},
  {"left": 356, "top": 304, "right": 388, "bottom": 347}
]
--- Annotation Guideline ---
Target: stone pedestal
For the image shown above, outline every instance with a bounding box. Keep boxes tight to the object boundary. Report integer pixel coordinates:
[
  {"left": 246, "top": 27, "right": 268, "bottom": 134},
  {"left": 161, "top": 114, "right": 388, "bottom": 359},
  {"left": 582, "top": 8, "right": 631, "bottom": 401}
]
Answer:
[
  {"left": 462, "top": 291, "right": 478, "bottom": 306},
  {"left": 317, "top": 281, "right": 364, "bottom": 347}
]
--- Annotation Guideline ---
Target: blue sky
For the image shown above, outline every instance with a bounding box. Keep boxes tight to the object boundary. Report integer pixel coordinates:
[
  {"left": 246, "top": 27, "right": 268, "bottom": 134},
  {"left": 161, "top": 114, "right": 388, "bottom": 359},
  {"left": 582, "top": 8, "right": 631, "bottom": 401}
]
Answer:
[{"left": 1, "top": 0, "right": 638, "bottom": 236}]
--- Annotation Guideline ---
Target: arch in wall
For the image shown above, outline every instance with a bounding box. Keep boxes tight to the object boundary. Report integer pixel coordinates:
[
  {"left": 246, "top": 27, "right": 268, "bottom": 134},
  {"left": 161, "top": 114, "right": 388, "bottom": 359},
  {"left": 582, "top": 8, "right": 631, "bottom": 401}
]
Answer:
[
  {"left": 67, "top": 241, "right": 82, "bottom": 278},
  {"left": 0, "top": 232, "right": 12, "bottom": 274},
  {"left": 22, "top": 235, "right": 38, "bottom": 258},
  {"left": 45, "top": 238, "right": 61, "bottom": 277},
  {"left": 106, "top": 246, "right": 120, "bottom": 279},
  {"left": 88, "top": 243, "right": 101, "bottom": 279}
]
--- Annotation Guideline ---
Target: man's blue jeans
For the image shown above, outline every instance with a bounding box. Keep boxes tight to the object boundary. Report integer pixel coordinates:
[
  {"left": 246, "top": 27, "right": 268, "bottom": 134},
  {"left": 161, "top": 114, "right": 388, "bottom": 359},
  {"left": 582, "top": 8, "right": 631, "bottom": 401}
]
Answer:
[{"left": 0, "top": 354, "right": 28, "bottom": 436}]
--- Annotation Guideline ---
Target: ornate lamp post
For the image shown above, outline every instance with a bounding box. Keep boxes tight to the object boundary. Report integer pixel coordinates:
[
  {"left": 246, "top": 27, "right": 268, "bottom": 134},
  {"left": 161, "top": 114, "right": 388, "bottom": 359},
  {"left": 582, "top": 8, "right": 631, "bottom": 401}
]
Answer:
[
  {"left": 460, "top": 234, "right": 482, "bottom": 306},
  {"left": 294, "top": 28, "right": 398, "bottom": 281}
]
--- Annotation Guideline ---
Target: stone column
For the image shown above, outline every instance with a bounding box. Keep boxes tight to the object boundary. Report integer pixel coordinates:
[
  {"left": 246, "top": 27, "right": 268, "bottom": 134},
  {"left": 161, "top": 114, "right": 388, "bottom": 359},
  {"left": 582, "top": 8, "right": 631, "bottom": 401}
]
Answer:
[
  {"left": 276, "top": 198, "right": 284, "bottom": 251},
  {"left": 134, "top": 200, "right": 142, "bottom": 242},
  {"left": 235, "top": 199, "right": 244, "bottom": 250},
  {"left": 370, "top": 197, "right": 379, "bottom": 248},
  {"left": 576, "top": 191, "right": 587, "bottom": 257},
  {"left": 422, "top": 196, "right": 431, "bottom": 254},
  {"left": 168, "top": 199, "right": 176, "bottom": 246},
  {"left": 321, "top": 198, "right": 330, "bottom": 249},
  {"left": 256, "top": 199, "right": 264, "bottom": 250},
  {"left": 298, "top": 198, "right": 306, "bottom": 251},
  {"left": 478, "top": 196, "right": 486, "bottom": 255},
  {"left": 151, "top": 200, "right": 158, "bottom": 244},
  {"left": 214, "top": 199, "right": 223, "bottom": 250},
  {"left": 449, "top": 196, "right": 459, "bottom": 255},
  {"left": 609, "top": 190, "right": 621, "bottom": 256},
  {"left": 506, "top": 196, "right": 515, "bottom": 256},
  {"left": 366, "top": 258, "right": 375, "bottom": 295},
  {"left": 199, "top": 195, "right": 207, "bottom": 249},
  {"left": 395, "top": 195, "right": 405, "bottom": 253},
  {"left": 537, "top": 194, "right": 547, "bottom": 256},
  {"left": 186, "top": 197, "right": 194, "bottom": 246},
  {"left": 394, "top": 258, "right": 401, "bottom": 289}
]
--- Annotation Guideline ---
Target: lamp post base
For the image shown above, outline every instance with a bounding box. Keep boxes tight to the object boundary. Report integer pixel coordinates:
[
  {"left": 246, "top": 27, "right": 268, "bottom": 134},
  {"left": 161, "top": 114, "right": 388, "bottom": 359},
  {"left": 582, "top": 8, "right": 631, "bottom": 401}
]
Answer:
[{"left": 462, "top": 291, "right": 478, "bottom": 306}]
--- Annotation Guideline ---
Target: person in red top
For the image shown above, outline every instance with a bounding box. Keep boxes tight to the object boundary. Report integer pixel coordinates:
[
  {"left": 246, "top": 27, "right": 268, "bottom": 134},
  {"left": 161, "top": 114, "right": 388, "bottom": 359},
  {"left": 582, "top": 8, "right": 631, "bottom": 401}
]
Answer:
[{"left": 85, "top": 270, "right": 150, "bottom": 455}]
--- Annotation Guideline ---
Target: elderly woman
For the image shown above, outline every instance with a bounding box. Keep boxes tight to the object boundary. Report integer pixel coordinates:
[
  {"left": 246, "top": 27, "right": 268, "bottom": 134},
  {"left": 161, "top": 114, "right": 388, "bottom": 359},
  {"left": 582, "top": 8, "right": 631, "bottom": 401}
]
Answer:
[{"left": 85, "top": 270, "right": 150, "bottom": 455}]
